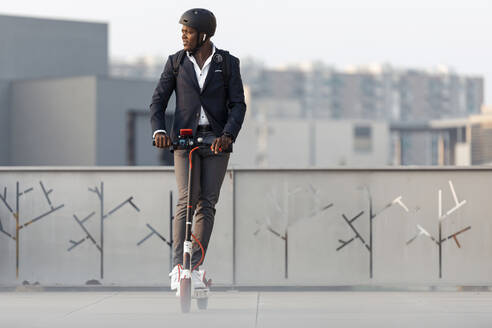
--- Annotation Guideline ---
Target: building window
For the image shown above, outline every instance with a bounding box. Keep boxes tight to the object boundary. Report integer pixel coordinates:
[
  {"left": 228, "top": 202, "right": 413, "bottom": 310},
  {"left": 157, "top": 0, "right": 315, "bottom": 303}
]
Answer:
[{"left": 354, "top": 125, "right": 373, "bottom": 153}]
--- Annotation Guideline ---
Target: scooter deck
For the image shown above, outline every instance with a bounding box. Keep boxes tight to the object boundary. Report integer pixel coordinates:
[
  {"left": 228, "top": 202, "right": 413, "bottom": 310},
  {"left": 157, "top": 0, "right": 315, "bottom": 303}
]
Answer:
[
  {"left": 192, "top": 278, "right": 212, "bottom": 299},
  {"left": 193, "top": 288, "right": 209, "bottom": 299}
]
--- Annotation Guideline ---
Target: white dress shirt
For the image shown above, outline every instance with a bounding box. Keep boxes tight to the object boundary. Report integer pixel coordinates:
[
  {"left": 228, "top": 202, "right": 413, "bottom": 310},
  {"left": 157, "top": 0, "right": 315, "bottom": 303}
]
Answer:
[{"left": 153, "top": 45, "right": 216, "bottom": 139}]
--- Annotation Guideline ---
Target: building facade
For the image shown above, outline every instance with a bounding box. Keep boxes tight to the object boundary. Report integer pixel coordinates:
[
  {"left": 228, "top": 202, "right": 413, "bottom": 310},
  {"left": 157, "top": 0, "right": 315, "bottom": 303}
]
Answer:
[{"left": 0, "top": 14, "right": 167, "bottom": 166}]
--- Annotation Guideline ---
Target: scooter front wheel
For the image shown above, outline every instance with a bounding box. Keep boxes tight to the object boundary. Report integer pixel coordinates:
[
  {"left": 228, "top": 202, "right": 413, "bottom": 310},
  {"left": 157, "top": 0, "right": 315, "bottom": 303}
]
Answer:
[{"left": 180, "top": 278, "right": 191, "bottom": 313}]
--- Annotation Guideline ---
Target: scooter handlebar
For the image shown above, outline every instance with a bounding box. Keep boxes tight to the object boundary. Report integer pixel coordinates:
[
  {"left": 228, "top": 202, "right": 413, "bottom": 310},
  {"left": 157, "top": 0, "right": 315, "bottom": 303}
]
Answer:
[
  {"left": 152, "top": 136, "right": 212, "bottom": 150},
  {"left": 171, "top": 136, "right": 212, "bottom": 150}
]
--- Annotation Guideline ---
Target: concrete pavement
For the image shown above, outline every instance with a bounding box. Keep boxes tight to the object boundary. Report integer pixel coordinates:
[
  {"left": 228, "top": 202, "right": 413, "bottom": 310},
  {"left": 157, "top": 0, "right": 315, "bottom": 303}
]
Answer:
[{"left": 1, "top": 290, "right": 492, "bottom": 328}]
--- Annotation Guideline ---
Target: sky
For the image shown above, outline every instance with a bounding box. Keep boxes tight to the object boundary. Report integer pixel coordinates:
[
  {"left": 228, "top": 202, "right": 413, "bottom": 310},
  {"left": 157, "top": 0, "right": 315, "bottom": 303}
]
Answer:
[{"left": 2, "top": 0, "right": 491, "bottom": 103}]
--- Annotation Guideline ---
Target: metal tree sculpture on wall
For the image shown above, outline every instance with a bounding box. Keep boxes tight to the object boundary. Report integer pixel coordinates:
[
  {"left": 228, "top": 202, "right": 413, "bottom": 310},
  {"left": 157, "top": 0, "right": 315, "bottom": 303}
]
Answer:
[
  {"left": 67, "top": 182, "right": 140, "bottom": 280},
  {"left": 254, "top": 183, "right": 333, "bottom": 279},
  {"left": 0, "top": 181, "right": 64, "bottom": 278},
  {"left": 406, "top": 180, "right": 470, "bottom": 278},
  {"left": 137, "top": 191, "right": 174, "bottom": 271},
  {"left": 336, "top": 189, "right": 409, "bottom": 278}
]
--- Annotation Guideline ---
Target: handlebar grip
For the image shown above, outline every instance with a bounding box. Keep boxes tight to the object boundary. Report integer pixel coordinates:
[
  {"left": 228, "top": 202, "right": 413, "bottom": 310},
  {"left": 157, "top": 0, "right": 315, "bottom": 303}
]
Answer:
[{"left": 152, "top": 139, "right": 175, "bottom": 150}]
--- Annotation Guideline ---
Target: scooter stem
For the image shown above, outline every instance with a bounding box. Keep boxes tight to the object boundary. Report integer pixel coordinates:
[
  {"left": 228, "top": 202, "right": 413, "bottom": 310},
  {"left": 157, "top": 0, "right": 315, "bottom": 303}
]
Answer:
[{"left": 182, "top": 147, "right": 200, "bottom": 271}]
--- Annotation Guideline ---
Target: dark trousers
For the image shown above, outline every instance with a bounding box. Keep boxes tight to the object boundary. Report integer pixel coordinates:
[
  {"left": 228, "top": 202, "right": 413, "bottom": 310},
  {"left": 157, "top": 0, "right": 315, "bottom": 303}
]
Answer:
[{"left": 172, "top": 131, "right": 230, "bottom": 268}]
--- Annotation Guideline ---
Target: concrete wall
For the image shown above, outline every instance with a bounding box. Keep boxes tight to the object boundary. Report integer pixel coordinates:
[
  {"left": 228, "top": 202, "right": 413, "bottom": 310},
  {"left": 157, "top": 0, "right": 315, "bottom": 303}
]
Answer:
[
  {"left": 0, "top": 167, "right": 490, "bottom": 287},
  {"left": 0, "top": 80, "right": 10, "bottom": 165},
  {"left": 135, "top": 113, "right": 162, "bottom": 166},
  {"left": 234, "top": 169, "right": 488, "bottom": 286},
  {"left": 0, "top": 167, "right": 232, "bottom": 286},
  {"left": 0, "top": 15, "right": 107, "bottom": 80},
  {"left": 10, "top": 76, "right": 97, "bottom": 165},
  {"left": 96, "top": 77, "right": 157, "bottom": 165},
  {"left": 8, "top": 76, "right": 168, "bottom": 166}
]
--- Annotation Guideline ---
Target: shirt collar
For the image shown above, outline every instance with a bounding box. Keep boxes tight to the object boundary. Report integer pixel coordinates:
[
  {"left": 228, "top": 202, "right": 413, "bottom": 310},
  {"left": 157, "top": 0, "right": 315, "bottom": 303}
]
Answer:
[{"left": 186, "top": 44, "right": 216, "bottom": 67}]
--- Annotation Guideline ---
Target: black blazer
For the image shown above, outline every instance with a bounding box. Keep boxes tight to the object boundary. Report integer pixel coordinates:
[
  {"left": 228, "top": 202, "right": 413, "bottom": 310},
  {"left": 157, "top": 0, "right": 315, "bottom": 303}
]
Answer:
[{"left": 149, "top": 48, "right": 246, "bottom": 144}]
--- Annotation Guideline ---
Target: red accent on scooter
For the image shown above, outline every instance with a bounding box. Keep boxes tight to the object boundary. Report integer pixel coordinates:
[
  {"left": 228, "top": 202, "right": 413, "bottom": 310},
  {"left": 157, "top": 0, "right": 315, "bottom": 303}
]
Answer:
[
  {"left": 189, "top": 147, "right": 200, "bottom": 170},
  {"left": 180, "top": 129, "right": 193, "bottom": 136},
  {"left": 191, "top": 233, "right": 205, "bottom": 272}
]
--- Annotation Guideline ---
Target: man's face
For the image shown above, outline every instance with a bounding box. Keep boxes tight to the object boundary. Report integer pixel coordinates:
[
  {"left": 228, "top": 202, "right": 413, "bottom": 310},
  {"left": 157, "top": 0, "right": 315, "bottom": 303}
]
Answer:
[{"left": 181, "top": 25, "right": 198, "bottom": 51}]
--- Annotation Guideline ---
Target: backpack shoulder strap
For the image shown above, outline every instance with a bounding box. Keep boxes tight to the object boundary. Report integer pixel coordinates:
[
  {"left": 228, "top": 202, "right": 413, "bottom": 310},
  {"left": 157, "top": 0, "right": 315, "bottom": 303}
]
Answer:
[
  {"left": 216, "top": 49, "right": 231, "bottom": 91},
  {"left": 171, "top": 50, "right": 185, "bottom": 78}
]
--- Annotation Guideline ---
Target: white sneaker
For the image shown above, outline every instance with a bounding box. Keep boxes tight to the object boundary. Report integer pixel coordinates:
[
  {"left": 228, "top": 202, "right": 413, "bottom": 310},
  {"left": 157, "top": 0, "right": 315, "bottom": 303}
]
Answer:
[
  {"left": 169, "top": 265, "right": 208, "bottom": 296},
  {"left": 168, "top": 264, "right": 182, "bottom": 291},
  {"left": 192, "top": 269, "right": 208, "bottom": 289}
]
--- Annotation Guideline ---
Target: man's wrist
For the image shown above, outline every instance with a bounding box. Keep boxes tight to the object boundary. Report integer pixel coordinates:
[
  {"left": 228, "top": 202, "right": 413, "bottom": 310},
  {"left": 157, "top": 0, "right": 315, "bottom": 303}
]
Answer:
[{"left": 222, "top": 132, "right": 234, "bottom": 141}]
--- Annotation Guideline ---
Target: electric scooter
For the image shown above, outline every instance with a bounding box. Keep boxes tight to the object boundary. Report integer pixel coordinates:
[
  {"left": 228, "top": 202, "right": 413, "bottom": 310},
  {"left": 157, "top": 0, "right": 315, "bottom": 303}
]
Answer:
[{"left": 154, "top": 128, "right": 213, "bottom": 313}]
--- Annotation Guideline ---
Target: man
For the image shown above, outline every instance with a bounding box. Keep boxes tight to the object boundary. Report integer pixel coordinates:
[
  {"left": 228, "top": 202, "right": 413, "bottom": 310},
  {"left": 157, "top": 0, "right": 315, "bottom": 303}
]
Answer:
[{"left": 149, "top": 8, "right": 246, "bottom": 294}]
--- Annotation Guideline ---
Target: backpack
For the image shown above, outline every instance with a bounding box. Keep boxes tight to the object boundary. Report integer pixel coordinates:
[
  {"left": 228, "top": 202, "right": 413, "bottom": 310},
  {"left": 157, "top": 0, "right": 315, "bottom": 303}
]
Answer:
[{"left": 170, "top": 49, "right": 231, "bottom": 102}]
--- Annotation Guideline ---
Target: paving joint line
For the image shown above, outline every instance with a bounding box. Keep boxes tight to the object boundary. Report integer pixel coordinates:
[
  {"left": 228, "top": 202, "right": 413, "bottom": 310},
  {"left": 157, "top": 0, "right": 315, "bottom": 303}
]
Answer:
[{"left": 63, "top": 291, "right": 119, "bottom": 317}]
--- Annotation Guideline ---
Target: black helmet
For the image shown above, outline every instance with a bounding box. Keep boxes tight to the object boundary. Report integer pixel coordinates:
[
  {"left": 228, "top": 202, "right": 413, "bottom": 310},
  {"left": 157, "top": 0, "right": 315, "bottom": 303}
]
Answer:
[{"left": 179, "top": 8, "right": 216, "bottom": 38}]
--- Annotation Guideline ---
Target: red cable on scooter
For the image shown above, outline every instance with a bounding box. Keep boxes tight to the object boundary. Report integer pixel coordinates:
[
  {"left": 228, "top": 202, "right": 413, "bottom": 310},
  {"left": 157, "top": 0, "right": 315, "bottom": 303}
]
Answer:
[
  {"left": 191, "top": 233, "right": 205, "bottom": 272},
  {"left": 189, "top": 146, "right": 199, "bottom": 169}
]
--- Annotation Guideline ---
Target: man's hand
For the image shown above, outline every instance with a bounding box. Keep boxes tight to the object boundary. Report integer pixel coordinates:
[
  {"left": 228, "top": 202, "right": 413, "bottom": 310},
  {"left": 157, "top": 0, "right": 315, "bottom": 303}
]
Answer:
[
  {"left": 211, "top": 134, "right": 233, "bottom": 154},
  {"left": 154, "top": 132, "right": 172, "bottom": 148}
]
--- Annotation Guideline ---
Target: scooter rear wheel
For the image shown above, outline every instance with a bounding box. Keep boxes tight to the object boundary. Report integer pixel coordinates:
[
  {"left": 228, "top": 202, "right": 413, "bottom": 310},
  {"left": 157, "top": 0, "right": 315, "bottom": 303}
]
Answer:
[
  {"left": 197, "top": 297, "right": 208, "bottom": 310},
  {"left": 180, "top": 278, "right": 191, "bottom": 313}
]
